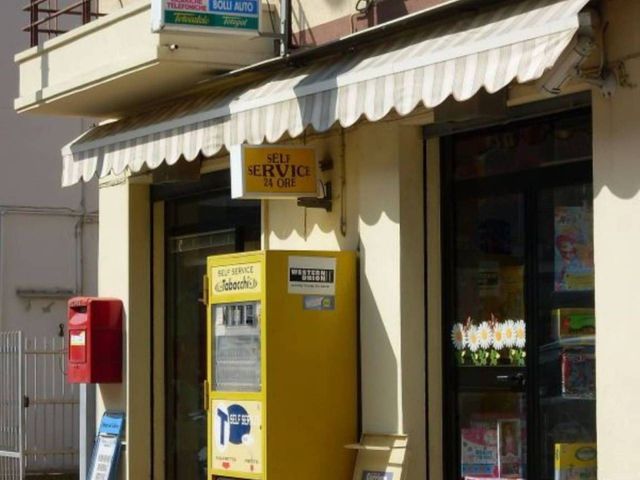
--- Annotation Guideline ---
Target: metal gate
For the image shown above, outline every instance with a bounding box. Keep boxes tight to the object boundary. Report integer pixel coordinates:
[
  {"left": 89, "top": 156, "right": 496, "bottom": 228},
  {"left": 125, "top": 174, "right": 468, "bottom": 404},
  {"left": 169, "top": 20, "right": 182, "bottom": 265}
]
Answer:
[
  {"left": 0, "top": 332, "right": 24, "bottom": 480},
  {"left": 0, "top": 332, "right": 79, "bottom": 479}
]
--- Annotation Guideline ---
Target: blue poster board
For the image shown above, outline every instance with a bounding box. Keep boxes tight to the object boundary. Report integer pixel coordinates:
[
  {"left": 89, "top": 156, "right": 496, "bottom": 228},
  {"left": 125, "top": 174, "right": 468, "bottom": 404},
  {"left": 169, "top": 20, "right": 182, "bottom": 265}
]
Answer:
[{"left": 88, "top": 412, "right": 125, "bottom": 480}]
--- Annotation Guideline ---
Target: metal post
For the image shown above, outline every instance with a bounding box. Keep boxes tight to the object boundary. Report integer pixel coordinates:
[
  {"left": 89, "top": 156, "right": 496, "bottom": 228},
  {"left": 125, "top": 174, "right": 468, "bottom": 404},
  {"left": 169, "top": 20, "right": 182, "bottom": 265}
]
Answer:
[
  {"left": 0, "top": 212, "right": 5, "bottom": 332},
  {"left": 18, "top": 332, "right": 25, "bottom": 479},
  {"left": 79, "top": 384, "right": 95, "bottom": 480},
  {"left": 279, "top": 0, "right": 290, "bottom": 56},
  {"left": 82, "top": 0, "right": 91, "bottom": 24},
  {"left": 29, "top": 1, "right": 39, "bottom": 47}
]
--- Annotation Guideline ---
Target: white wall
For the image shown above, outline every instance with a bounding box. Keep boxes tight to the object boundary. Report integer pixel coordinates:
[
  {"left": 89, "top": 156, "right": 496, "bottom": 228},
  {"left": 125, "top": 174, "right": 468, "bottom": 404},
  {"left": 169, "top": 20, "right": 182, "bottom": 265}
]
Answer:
[
  {"left": 0, "top": 3, "right": 97, "bottom": 335},
  {"left": 593, "top": 1, "right": 640, "bottom": 477}
]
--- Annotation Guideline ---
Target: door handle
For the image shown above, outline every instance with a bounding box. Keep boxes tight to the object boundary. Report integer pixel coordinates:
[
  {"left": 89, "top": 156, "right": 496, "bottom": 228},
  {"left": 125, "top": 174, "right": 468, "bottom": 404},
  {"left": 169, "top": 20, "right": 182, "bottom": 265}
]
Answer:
[
  {"left": 203, "top": 379, "right": 209, "bottom": 412},
  {"left": 496, "top": 373, "right": 526, "bottom": 388},
  {"left": 198, "top": 275, "right": 209, "bottom": 306}
]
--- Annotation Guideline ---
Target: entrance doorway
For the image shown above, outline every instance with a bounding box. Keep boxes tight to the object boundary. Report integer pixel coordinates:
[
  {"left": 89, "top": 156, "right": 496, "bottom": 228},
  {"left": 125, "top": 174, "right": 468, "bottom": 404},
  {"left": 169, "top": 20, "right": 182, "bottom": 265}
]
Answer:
[
  {"left": 442, "top": 109, "right": 596, "bottom": 479},
  {"left": 155, "top": 171, "right": 261, "bottom": 480}
]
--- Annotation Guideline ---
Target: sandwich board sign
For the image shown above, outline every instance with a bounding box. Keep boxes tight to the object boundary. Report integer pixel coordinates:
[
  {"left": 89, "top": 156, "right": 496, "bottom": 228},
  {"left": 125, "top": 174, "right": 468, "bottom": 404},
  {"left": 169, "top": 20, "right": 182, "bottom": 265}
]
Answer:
[
  {"left": 88, "top": 412, "right": 125, "bottom": 480},
  {"left": 152, "top": 0, "right": 261, "bottom": 35}
]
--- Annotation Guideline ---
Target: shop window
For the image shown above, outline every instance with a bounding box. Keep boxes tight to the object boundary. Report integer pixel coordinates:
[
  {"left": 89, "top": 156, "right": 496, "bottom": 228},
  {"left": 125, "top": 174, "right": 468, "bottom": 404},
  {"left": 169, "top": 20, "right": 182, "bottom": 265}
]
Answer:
[
  {"left": 443, "top": 109, "right": 596, "bottom": 480},
  {"left": 159, "top": 173, "right": 261, "bottom": 480},
  {"left": 453, "top": 115, "right": 592, "bottom": 180}
]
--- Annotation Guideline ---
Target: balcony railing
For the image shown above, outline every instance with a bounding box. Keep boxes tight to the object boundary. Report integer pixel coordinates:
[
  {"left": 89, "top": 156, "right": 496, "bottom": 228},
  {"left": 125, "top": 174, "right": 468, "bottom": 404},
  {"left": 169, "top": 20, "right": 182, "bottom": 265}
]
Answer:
[
  {"left": 23, "top": 0, "right": 104, "bottom": 47},
  {"left": 16, "top": 0, "right": 278, "bottom": 117}
]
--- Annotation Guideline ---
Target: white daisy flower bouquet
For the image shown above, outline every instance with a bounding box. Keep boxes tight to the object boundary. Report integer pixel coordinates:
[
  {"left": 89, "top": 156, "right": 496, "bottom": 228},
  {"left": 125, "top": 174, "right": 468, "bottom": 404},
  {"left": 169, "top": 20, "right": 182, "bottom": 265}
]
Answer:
[{"left": 451, "top": 314, "right": 526, "bottom": 366}]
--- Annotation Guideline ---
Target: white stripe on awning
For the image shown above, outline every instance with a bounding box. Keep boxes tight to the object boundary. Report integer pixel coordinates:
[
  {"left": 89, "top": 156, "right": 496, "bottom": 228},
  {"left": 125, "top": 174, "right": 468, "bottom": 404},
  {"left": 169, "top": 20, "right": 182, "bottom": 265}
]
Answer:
[{"left": 62, "top": 0, "right": 589, "bottom": 186}]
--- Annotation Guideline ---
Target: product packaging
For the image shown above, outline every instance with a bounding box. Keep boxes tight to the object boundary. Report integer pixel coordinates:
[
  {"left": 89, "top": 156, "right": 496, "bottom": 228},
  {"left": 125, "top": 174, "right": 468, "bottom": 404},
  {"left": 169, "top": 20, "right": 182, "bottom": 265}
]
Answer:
[
  {"left": 498, "top": 419, "right": 522, "bottom": 478},
  {"left": 461, "top": 428, "right": 498, "bottom": 478},
  {"left": 551, "top": 309, "right": 595, "bottom": 340},
  {"left": 561, "top": 353, "right": 595, "bottom": 397},
  {"left": 554, "top": 443, "right": 596, "bottom": 480}
]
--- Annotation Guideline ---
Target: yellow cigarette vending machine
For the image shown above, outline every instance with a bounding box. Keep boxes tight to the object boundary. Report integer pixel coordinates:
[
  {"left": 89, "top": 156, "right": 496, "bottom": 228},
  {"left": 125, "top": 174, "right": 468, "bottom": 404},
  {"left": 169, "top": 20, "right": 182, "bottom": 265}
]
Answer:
[{"left": 206, "top": 250, "right": 358, "bottom": 480}]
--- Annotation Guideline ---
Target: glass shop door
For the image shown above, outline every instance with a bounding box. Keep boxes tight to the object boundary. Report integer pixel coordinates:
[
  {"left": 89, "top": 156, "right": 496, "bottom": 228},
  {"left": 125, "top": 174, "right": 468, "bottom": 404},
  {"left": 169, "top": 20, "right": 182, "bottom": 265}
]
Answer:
[
  {"left": 161, "top": 178, "right": 261, "bottom": 480},
  {"left": 442, "top": 109, "right": 596, "bottom": 480},
  {"left": 449, "top": 191, "right": 528, "bottom": 480}
]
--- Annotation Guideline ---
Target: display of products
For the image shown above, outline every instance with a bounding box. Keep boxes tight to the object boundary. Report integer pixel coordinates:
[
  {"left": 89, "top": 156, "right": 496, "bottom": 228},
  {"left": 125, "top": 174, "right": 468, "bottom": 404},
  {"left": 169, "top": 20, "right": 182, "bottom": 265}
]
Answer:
[
  {"left": 554, "top": 206, "right": 594, "bottom": 292},
  {"left": 498, "top": 420, "right": 522, "bottom": 478},
  {"left": 554, "top": 443, "right": 596, "bottom": 480},
  {"left": 561, "top": 353, "right": 595, "bottom": 397},
  {"left": 461, "top": 428, "right": 499, "bottom": 478},
  {"left": 461, "top": 419, "right": 527, "bottom": 479},
  {"left": 213, "top": 301, "right": 262, "bottom": 392},
  {"left": 539, "top": 341, "right": 595, "bottom": 399},
  {"left": 551, "top": 309, "right": 595, "bottom": 340}
]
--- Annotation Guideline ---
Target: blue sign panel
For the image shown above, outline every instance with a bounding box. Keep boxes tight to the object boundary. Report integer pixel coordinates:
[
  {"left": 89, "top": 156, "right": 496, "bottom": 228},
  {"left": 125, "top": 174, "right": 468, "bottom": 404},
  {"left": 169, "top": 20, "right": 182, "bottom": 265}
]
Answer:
[
  {"left": 208, "top": 0, "right": 260, "bottom": 15},
  {"left": 98, "top": 412, "right": 125, "bottom": 436}
]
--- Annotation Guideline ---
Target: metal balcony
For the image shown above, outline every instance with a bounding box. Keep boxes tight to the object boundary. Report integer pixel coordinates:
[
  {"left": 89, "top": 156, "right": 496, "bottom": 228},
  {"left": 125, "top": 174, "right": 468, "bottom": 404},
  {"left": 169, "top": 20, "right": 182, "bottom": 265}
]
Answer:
[
  {"left": 24, "top": 0, "right": 104, "bottom": 47},
  {"left": 15, "top": 0, "right": 278, "bottom": 118}
]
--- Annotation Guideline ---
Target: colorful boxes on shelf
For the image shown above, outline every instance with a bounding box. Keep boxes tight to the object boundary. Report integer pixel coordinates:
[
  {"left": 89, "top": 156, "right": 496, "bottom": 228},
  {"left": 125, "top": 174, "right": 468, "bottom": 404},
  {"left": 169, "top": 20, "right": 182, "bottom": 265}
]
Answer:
[
  {"left": 461, "top": 428, "right": 499, "bottom": 478},
  {"left": 497, "top": 420, "right": 523, "bottom": 478},
  {"left": 461, "top": 420, "right": 524, "bottom": 479},
  {"left": 539, "top": 340, "right": 595, "bottom": 398},
  {"left": 554, "top": 443, "right": 596, "bottom": 480},
  {"left": 551, "top": 308, "right": 595, "bottom": 340},
  {"left": 561, "top": 352, "right": 595, "bottom": 397}
]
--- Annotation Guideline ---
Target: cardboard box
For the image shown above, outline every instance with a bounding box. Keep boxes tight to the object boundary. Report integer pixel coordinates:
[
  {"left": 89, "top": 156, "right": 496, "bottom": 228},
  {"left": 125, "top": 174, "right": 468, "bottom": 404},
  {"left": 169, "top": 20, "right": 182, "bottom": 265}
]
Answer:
[
  {"left": 498, "top": 420, "right": 522, "bottom": 478},
  {"left": 461, "top": 428, "right": 499, "bottom": 478},
  {"left": 561, "top": 353, "right": 595, "bottom": 397},
  {"left": 554, "top": 443, "right": 596, "bottom": 480},
  {"left": 551, "top": 309, "right": 595, "bottom": 340},
  {"left": 539, "top": 346, "right": 595, "bottom": 398}
]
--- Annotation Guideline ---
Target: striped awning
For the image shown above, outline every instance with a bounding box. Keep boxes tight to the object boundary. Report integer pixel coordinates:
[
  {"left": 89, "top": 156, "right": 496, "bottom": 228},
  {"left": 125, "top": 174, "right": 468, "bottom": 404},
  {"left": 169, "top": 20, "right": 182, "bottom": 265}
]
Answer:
[{"left": 62, "top": 0, "right": 590, "bottom": 186}]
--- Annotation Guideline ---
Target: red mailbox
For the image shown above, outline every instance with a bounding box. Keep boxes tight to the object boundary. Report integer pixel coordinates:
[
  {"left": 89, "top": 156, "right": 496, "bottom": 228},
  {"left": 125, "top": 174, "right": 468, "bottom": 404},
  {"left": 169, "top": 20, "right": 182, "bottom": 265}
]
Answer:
[{"left": 67, "top": 297, "right": 123, "bottom": 384}]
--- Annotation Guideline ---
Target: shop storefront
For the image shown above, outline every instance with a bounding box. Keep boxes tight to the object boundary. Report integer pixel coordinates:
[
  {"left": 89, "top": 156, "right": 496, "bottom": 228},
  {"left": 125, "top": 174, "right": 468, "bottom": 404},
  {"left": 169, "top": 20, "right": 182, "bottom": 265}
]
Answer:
[
  {"left": 437, "top": 102, "right": 596, "bottom": 479},
  {"left": 49, "top": 0, "right": 640, "bottom": 479}
]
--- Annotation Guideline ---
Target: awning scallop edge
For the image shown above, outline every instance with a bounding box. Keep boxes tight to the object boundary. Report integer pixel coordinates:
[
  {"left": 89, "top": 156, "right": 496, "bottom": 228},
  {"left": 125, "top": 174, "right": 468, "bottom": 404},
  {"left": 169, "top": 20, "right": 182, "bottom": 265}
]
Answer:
[{"left": 62, "top": 0, "right": 590, "bottom": 186}]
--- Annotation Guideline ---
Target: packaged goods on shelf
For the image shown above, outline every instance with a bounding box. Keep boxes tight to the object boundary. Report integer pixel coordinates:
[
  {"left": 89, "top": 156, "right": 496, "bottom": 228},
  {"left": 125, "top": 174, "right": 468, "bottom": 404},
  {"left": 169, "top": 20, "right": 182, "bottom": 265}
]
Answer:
[
  {"left": 554, "top": 443, "right": 596, "bottom": 480},
  {"left": 551, "top": 308, "right": 595, "bottom": 340},
  {"left": 539, "top": 339, "right": 595, "bottom": 399},
  {"left": 461, "top": 428, "right": 499, "bottom": 478}
]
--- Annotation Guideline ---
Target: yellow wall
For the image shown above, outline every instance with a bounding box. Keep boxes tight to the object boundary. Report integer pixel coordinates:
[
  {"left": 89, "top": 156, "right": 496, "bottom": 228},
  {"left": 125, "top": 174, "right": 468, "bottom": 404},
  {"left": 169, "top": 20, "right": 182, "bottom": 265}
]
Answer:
[
  {"left": 425, "top": 138, "right": 443, "bottom": 480},
  {"left": 97, "top": 119, "right": 427, "bottom": 480},
  {"left": 267, "top": 120, "right": 427, "bottom": 480},
  {"left": 43, "top": 0, "right": 640, "bottom": 478},
  {"left": 592, "top": 1, "right": 640, "bottom": 477},
  {"left": 97, "top": 179, "right": 151, "bottom": 480}
]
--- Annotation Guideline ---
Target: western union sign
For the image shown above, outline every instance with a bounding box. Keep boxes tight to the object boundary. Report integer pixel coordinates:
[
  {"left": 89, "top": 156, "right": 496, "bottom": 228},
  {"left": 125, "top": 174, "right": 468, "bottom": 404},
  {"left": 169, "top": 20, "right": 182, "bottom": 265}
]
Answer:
[{"left": 230, "top": 145, "right": 321, "bottom": 199}]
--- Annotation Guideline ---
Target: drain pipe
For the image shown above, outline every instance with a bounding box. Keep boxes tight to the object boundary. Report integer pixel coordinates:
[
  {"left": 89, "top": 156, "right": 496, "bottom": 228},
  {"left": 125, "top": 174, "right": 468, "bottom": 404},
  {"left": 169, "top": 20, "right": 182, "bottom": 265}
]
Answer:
[
  {"left": 75, "top": 182, "right": 86, "bottom": 297},
  {"left": 0, "top": 211, "right": 5, "bottom": 331},
  {"left": 279, "top": 0, "right": 291, "bottom": 56},
  {"left": 75, "top": 173, "right": 95, "bottom": 480},
  {"left": 75, "top": 219, "right": 83, "bottom": 295},
  {"left": 0, "top": 205, "right": 98, "bottom": 332}
]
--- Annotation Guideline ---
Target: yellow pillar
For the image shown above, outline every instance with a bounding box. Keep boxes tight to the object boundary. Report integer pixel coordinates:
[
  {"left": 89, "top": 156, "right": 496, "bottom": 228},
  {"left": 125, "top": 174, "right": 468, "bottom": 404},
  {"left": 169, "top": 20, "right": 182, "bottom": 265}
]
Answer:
[{"left": 97, "top": 178, "right": 151, "bottom": 480}]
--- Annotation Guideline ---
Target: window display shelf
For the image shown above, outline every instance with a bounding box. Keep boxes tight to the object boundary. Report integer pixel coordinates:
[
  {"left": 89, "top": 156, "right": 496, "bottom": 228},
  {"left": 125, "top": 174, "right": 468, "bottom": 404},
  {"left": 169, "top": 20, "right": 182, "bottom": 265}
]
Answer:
[
  {"left": 540, "top": 395, "right": 595, "bottom": 406},
  {"left": 539, "top": 335, "right": 594, "bottom": 353}
]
